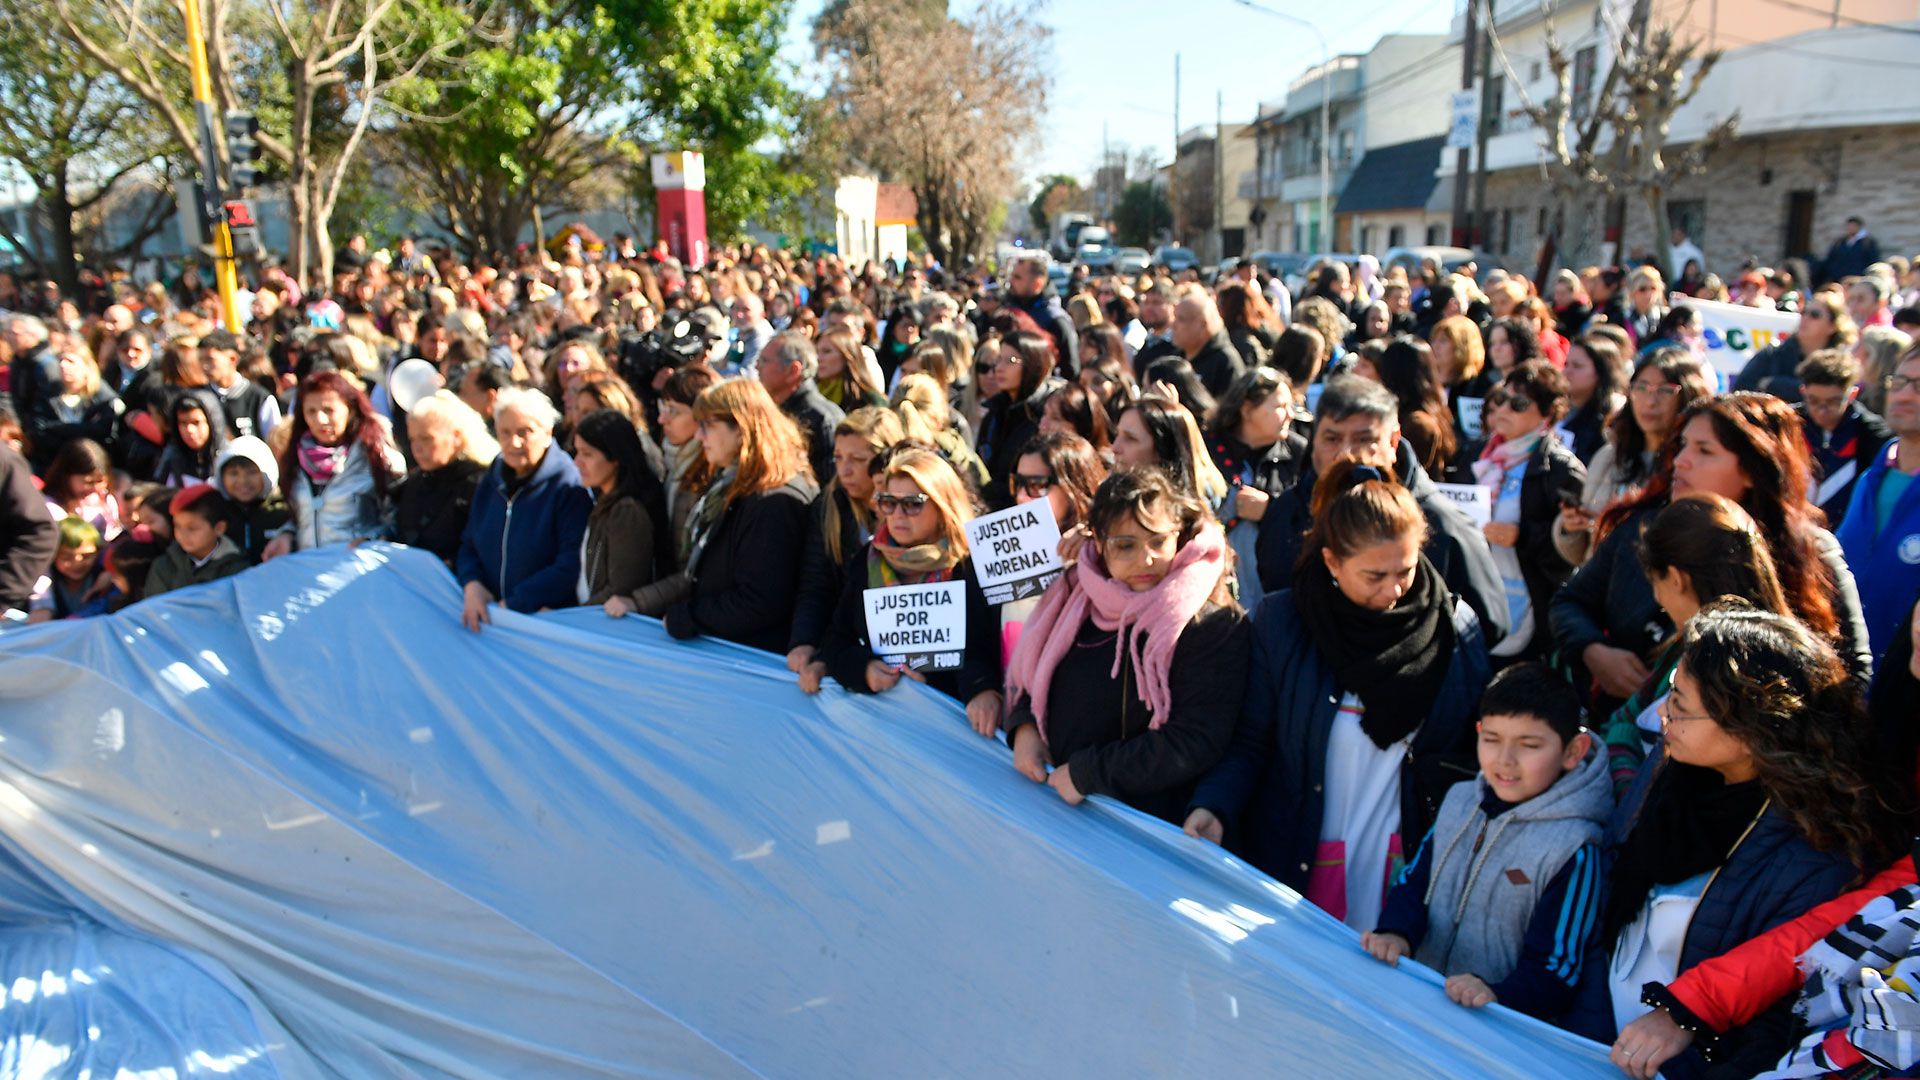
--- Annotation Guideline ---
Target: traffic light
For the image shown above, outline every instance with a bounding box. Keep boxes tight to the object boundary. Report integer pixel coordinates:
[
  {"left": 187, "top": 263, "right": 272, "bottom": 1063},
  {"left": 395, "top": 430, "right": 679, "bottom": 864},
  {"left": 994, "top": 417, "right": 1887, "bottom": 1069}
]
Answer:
[{"left": 226, "top": 111, "right": 261, "bottom": 190}]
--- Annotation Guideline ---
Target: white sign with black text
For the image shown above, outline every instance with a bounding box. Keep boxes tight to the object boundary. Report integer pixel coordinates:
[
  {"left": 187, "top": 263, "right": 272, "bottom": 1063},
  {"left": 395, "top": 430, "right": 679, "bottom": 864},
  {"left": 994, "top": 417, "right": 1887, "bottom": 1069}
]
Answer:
[
  {"left": 965, "top": 503, "right": 1064, "bottom": 605},
  {"left": 1433, "top": 482, "right": 1494, "bottom": 529},
  {"left": 864, "top": 581, "right": 968, "bottom": 672}
]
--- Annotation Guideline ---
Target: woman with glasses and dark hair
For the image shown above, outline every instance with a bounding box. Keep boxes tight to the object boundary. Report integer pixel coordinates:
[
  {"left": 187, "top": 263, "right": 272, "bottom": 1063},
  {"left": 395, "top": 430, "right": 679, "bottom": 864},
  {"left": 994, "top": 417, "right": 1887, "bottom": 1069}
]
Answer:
[
  {"left": 976, "top": 328, "right": 1055, "bottom": 510},
  {"left": 1474, "top": 360, "right": 1584, "bottom": 663},
  {"left": 1554, "top": 346, "right": 1715, "bottom": 565},
  {"left": 1206, "top": 367, "right": 1307, "bottom": 601},
  {"left": 1004, "top": 467, "right": 1246, "bottom": 820},
  {"left": 821, "top": 447, "right": 1003, "bottom": 736},
  {"left": 1734, "top": 291, "right": 1859, "bottom": 401},
  {"left": 1568, "top": 604, "right": 1904, "bottom": 1080},
  {"left": 1000, "top": 430, "right": 1109, "bottom": 663}
]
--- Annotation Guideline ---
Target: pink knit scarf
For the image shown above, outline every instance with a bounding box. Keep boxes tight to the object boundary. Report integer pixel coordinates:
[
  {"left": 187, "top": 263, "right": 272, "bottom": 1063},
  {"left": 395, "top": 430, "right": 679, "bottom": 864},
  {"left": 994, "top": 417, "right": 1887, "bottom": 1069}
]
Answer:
[{"left": 1005, "top": 523, "right": 1228, "bottom": 743}]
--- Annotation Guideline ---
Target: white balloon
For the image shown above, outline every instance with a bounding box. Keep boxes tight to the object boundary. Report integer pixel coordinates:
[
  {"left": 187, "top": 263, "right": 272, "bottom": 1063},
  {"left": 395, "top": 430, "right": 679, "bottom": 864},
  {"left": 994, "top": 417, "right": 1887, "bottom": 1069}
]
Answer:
[{"left": 388, "top": 358, "right": 443, "bottom": 413}]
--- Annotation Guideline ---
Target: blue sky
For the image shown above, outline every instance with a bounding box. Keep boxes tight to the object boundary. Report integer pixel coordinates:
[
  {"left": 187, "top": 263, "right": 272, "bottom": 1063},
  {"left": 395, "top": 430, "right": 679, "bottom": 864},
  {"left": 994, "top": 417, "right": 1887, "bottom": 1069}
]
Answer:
[{"left": 782, "top": 0, "right": 1457, "bottom": 187}]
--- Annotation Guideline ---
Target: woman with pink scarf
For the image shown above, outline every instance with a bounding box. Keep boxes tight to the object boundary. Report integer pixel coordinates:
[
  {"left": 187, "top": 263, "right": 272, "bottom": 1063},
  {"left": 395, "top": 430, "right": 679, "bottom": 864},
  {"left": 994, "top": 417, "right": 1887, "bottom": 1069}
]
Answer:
[
  {"left": 1471, "top": 360, "right": 1584, "bottom": 663},
  {"left": 1003, "top": 468, "right": 1249, "bottom": 824}
]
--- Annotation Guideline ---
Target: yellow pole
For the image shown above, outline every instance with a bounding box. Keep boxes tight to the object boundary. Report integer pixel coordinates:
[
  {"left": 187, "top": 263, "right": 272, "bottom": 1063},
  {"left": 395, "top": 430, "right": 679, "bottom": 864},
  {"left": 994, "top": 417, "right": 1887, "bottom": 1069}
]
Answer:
[{"left": 181, "top": 0, "right": 243, "bottom": 333}]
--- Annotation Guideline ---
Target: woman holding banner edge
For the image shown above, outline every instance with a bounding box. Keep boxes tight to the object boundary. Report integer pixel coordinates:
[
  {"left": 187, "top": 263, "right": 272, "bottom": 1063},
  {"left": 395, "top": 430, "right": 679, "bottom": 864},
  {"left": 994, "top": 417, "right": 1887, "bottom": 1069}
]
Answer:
[
  {"left": 821, "top": 446, "right": 1004, "bottom": 735},
  {"left": 1003, "top": 468, "right": 1248, "bottom": 822}
]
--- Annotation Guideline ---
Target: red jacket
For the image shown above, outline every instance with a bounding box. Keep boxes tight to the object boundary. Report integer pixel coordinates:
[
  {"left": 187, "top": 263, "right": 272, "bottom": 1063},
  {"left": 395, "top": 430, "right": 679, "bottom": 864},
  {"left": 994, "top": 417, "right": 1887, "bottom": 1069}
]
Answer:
[{"left": 1667, "top": 859, "right": 1917, "bottom": 1030}]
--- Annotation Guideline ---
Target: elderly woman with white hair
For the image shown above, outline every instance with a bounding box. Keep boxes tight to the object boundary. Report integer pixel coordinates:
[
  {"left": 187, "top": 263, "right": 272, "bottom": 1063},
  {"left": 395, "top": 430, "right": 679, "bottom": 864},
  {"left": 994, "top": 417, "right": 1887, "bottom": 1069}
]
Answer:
[
  {"left": 394, "top": 390, "right": 497, "bottom": 570},
  {"left": 454, "top": 385, "right": 593, "bottom": 630}
]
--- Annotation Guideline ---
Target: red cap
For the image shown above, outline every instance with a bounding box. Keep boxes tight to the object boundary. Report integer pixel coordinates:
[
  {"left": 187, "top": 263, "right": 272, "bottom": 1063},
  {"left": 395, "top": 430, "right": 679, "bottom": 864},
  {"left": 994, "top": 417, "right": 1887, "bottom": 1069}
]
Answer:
[{"left": 170, "top": 482, "right": 220, "bottom": 518}]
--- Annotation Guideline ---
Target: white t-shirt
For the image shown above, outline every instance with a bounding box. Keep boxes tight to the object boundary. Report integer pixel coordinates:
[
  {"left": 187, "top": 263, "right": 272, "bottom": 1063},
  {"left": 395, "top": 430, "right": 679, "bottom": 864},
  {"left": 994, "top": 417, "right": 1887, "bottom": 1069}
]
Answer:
[
  {"left": 1610, "top": 871, "right": 1711, "bottom": 1034},
  {"left": 1318, "top": 693, "right": 1411, "bottom": 932}
]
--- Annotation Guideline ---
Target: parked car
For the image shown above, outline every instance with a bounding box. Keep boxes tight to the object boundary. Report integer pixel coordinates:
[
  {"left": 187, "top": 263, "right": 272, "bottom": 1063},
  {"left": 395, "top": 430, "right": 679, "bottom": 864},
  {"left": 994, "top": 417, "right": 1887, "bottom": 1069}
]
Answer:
[
  {"left": 1245, "top": 251, "right": 1310, "bottom": 283},
  {"left": 1152, "top": 245, "right": 1198, "bottom": 273},
  {"left": 1113, "top": 247, "right": 1152, "bottom": 276},
  {"left": 1076, "top": 241, "right": 1116, "bottom": 272},
  {"left": 1382, "top": 245, "right": 1480, "bottom": 281},
  {"left": 1285, "top": 253, "right": 1366, "bottom": 297},
  {"left": 1046, "top": 264, "right": 1070, "bottom": 292}
]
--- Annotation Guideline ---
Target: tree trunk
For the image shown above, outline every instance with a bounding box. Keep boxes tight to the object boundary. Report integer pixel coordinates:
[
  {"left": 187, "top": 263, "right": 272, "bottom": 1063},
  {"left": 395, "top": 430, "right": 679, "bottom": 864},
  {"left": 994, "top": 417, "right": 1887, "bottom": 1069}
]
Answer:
[
  {"left": 44, "top": 162, "right": 80, "bottom": 297},
  {"left": 1643, "top": 186, "right": 1669, "bottom": 284},
  {"left": 288, "top": 71, "right": 315, "bottom": 287},
  {"left": 308, "top": 173, "right": 334, "bottom": 289}
]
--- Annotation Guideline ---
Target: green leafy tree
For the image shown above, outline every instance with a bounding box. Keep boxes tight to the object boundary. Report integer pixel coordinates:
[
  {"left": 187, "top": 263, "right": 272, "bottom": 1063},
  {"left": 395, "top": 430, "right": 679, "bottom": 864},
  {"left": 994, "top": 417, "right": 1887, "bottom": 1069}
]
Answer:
[
  {"left": 0, "top": 0, "right": 178, "bottom": 293},
  {"left": 385, "top": 0, "right": 794, "bottom": 259},
  {"left": 1027, "top": 174, "right": 1082, "bottom": 233},
  {"left": 1114, "top": 181, "right": 1168, "bottom": 248}
]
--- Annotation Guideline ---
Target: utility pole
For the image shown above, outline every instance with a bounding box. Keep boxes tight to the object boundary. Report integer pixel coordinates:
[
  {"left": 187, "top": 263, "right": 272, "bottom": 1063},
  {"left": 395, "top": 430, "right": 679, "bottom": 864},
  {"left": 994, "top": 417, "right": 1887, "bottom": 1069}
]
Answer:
[
  {"left": 1215, "top": 90, "right": 1224, "bottom": 265},
  {"left": 181, "top": 0, "right": 242, "bottom": 332},
  {"left": 1471, "top": 0, "right": 1494, "bottom": 253},
  {"left": 1450, "top": 0, "right": 1479, "bottom": 248},
  {"left": 1171, "top": 53, "right": 1181, "bottom": 246}
]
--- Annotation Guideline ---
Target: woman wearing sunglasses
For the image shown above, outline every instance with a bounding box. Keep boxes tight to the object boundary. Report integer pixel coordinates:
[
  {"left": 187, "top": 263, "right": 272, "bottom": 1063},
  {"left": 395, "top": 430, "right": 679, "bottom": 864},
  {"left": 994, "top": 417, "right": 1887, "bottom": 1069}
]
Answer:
[
  {"left": 821, "top": 447, "right": 1004, "bottom": 737},
  {"left": 789, "top": 407, "right": 905, "bottom": 693},
  {"left": 1473, "top": 360, "right": 1585, "bottom": 664},
  {"left": 1004, "top": 467, "right": 1246, "bottom": 821},
  {"left": 999, "top": 430, "right": 1109, "bottom": 664}
]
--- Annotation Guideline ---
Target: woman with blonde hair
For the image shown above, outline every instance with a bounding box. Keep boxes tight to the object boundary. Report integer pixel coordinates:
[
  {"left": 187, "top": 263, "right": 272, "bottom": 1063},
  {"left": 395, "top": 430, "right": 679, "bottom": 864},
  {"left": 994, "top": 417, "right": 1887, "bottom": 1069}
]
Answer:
[
  {"left": 821, "top": 447, "right": 1003, "bottom": 731},
  {"left": 658, "top": 378, "right": 819, "bottom": 653},
  {"left": 814, "top": 324, "right": 888, "bottom": 411},
  {"left": 1624, "top": 265, "right": 1668, "bottom": 346},
  {"left": 395, "top": 390, "right": 496, "bottom": 568},
  {"left": 892, "top": 372, "right": 988, "bottom": 490},
  {"left": 1429, "top": 314, "right": 1495, "bottom": 447},
  {"left": 789, "top": 406, "right": 906, "bottom": 692}
]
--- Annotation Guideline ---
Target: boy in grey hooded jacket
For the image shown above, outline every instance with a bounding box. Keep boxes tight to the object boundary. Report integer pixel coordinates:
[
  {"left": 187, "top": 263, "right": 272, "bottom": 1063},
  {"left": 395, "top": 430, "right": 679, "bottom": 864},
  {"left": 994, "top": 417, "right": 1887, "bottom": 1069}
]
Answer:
[{"left": 1362, "top": 663, "right": 1613, "bottom": 1022}]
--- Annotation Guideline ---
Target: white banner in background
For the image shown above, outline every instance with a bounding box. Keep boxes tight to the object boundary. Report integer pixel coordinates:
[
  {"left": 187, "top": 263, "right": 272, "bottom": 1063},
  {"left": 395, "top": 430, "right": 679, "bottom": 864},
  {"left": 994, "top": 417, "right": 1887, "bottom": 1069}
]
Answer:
[{"left": 1679, "top": 295, "right": 1800, "bottom": 381}]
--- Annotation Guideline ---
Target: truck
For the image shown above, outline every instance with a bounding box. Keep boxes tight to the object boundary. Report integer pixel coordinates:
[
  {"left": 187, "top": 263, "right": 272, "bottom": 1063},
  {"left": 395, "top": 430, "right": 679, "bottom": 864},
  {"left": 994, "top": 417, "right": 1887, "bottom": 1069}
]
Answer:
[{"left": 1049, "top": 212, "right": 1094, "bottom": 261}]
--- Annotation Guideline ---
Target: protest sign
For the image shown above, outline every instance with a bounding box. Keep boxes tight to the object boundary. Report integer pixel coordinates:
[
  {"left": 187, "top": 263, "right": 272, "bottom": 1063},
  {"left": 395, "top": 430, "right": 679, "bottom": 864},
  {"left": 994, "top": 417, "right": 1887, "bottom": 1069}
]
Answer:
[
  {"left": 965, "top": 503, "right": 1064, "bottom": 604},
  {"left": 1432, "top": 482, "right": 1493, "bottom": 528},
  {"left": 864, "top": 580, "right": 967, "bottom": 671},
  {"left": 1678, "top": 295, "right": 1799, "bottom": 382}
]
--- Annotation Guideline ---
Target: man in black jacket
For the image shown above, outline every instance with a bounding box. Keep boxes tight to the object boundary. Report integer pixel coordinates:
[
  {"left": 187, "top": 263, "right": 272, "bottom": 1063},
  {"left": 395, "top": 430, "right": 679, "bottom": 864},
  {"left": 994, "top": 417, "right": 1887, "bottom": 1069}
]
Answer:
[
  {"left": 1254, "top": 376, "right": 1509, "bottom": 645},
  {"left": 1004, "top": 254, "right": 1077, "bottom": 372},
  {"left": 756, "top": 332, "right": 844, "bottom": 486},
  {"left": 1132, "top": 281, "right": 1182, "bottom": 374},
  {"left": 1822, "top": 216, "right": 1881, "bottom": 284},
  {"left": 0, "top": 443, "right": 57, "bottom": 621},
  {"left": 1171, "top": 290, "right": 1247, "bottom": 397},
  {"left": 6, "top": 315, "right": 56, "bottom": 429}
]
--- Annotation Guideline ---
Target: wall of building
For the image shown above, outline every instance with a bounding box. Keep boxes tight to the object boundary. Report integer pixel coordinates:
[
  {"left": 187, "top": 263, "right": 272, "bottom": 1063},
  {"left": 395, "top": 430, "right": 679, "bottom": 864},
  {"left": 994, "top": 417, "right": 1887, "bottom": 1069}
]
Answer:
[
  {"left": 1358, "top": 35, "right": 1457, "bottom": 151},
  {"left": 1348, "top": 210, "right": 1453, "bottom": 256},
  {"left": 1473, "top": 123, "right": 1920, "bottom": 276}
]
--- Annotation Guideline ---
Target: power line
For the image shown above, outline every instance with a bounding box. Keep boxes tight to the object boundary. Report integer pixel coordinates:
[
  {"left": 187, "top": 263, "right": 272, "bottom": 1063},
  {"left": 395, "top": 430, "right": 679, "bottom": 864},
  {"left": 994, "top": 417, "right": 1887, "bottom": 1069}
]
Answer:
[{"left": 1750, "top": 0, "right": 1920, "bottom": 34}]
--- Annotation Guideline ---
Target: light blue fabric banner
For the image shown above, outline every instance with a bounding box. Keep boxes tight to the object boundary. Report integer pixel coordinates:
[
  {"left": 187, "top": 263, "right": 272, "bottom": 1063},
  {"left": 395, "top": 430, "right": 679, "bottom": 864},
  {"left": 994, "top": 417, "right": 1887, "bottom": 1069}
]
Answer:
[{"left": 0, "top": 545, "right": 1618, "bottom": 1078}]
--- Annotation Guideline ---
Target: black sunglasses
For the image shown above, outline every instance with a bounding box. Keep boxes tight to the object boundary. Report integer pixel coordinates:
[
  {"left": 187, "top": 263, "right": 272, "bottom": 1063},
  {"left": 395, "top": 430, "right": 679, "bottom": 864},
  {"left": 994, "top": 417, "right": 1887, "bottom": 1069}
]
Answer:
[
  {"left": 1011, "top": 473, "right": 1054, "bottom": 499},
  {"left": 876, "top": 493, "right": 931, "bottom": 516},
  {"left": 1487, "top": 388, "right": 1535, "bottom": 412}
]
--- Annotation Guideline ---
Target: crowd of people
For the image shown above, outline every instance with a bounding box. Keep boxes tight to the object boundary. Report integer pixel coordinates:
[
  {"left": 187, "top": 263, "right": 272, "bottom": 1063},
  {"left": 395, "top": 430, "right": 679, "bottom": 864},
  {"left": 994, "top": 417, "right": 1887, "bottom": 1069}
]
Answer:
[{"left": 3, "top": 226, "right": 1920, "bottom": 1078}]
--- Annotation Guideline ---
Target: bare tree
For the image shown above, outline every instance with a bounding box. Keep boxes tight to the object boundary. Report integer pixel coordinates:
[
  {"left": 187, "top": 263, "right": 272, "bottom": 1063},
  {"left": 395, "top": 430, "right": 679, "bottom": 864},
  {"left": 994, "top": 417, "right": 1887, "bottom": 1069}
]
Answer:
[
  {"left": 1489, "top": 0, "right": 1736, "bottom": 276},
  {"left": 818, "top": 0, "right": 1050, "bottom": 267},
  {"left": 52, "top": 0, "right": 468, "bottom": 288}
]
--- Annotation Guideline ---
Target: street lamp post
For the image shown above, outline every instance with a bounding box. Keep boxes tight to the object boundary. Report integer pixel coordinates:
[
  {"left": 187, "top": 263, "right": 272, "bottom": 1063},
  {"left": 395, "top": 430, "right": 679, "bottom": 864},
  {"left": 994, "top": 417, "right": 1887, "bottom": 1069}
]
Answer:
[{"left": 1234, "top": 0, "right": 1331, "bottom": 252}]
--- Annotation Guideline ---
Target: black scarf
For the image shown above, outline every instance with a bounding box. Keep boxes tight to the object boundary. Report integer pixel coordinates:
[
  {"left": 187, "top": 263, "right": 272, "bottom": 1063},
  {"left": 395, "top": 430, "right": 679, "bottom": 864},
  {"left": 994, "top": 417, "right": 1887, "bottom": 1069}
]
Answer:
[
  {"left": 1602, "top": 760, "right": 1767, "bottom": 941},
  {"left": 1292, "top": 552, "right": 1455, "bottom": 749}
]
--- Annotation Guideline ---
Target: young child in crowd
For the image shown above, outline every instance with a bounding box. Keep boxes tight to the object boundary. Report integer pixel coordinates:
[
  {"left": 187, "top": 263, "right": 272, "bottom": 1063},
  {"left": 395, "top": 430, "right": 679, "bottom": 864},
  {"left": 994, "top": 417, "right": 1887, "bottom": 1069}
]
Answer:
[
  {"left": 102, "top": 535, "right": 166, "bottom": 612},
  {"left": 27, "top": 518, "right": 112, "bottom": 621},
  {"left": 1361, "top": 662, "right": 1612, "bottom": 1021},
  {"left": 144, "top": 484, "right": 251, "bottom": 598},
  {"left": 214, "top": 435, "right": 290, "bottom": 564},
  {"left": 126, "top": 482, "right": 179, "bottom": 546}
]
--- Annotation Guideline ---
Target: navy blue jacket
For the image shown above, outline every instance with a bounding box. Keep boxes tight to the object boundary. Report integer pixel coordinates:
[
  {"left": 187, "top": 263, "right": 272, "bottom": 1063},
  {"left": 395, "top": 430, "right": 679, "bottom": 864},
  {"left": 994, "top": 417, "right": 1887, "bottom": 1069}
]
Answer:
[
  {"left": 456, "top": 446, "right": 593, "bottom": 613},
  {"left": 1565, "top": 751, "right": 1858, "bottom": 1078},
  {"left": 1187, "top": 588, "right": 1491, "bottom": 892}
]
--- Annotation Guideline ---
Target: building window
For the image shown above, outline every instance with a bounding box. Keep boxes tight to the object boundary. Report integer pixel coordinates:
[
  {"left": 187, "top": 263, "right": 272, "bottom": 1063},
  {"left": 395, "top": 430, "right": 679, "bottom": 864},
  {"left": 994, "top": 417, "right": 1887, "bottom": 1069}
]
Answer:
[
  {"left": 1360, "top": 225, "right": 1376, "bottom": 253},
  {"left": 1485, "top": 76, "right": 1505, "bottom": 136},
  {"left": 1572, "top": 46, "right": 1597, "bottom": 121},
  {"left": 1529, "top": 61, "right": 1542, "bottom": 82},
  {"left": 1537, "top": 207, "right": 1549, "bottom": 236},
  {"left": 1389, "top": 224, "right": 1405, "bottom": 247},
  {"left": 1336, "top": 130, "right": 1354, "bottom": 167},
  {"left": 1500, "top": 209, "right": 1513, "bottom": 253},
  {"left": 1426, "top": 224, "right": 1445, "bottom": 245}
]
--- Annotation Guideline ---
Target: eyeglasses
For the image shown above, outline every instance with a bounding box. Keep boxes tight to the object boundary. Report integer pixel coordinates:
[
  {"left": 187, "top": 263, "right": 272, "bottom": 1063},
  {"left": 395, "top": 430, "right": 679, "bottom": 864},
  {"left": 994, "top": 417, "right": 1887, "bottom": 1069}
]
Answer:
[
  {"left": 875, "top": 493, "right": 931, "bottom": 516},
  {"left": 1889, "top": 374, "right": 1920, "bottom": 394},
  {"left": 1487, "top": 388, "right": 1535, "bottom": 412},
  {"left": 1658, "top": 698, "right": 1714, "bottom": 726},
  {"left": 1011, "top": 473, "right": 1054, "bottom": 499},
  {"left": 1629, "top": 381, "right": 1681, "bottom": 400},
  {"left": 1803, "top": 309, "right": 1831, "bottom": 321}
]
